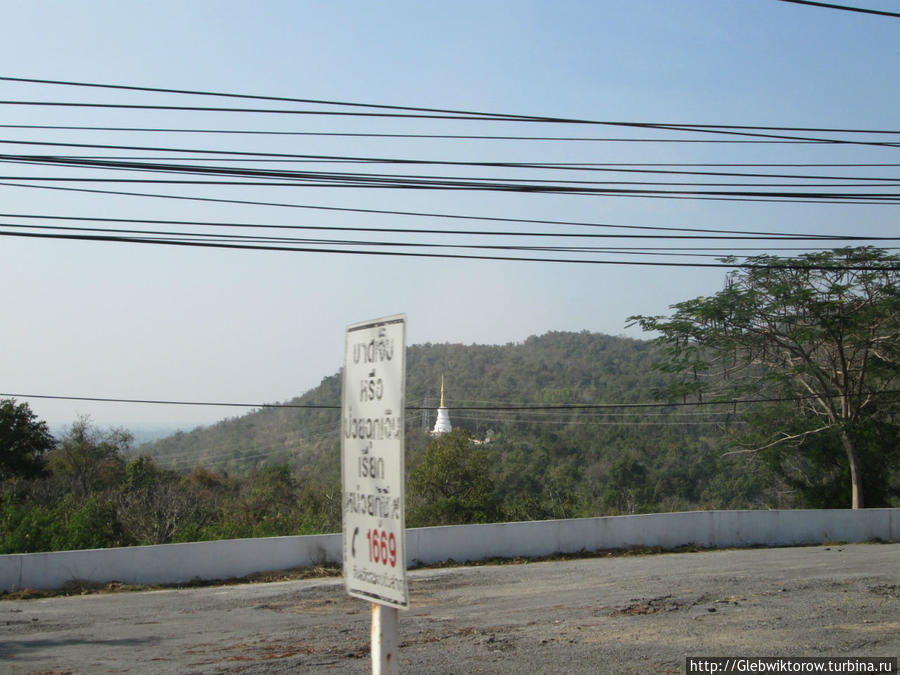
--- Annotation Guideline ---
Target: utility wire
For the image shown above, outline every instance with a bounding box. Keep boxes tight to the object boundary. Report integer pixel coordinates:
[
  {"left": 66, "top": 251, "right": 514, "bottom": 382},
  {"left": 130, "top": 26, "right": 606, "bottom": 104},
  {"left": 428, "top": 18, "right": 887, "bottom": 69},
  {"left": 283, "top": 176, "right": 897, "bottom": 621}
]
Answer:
[
  {"left": 2, "top": 184, "right": 898, "bottom": 240},
  {"left": 3, "top": 76, "right": 900, "bottom": 140},
  {"left": 0, "top": 100, "right": 539, "bottom": 122},
  {"left": 0, "top": 124, "right": 852, "bottom": 144},
  {"left": 0, "top": 75, "right": 568, "bottom": 121},
  {"left": 0, "top": 214, "right": 844, "bottom": 241},
  {"left": 4, "top": 158, "right": 900, "bottom": 200},
  {"left": 6, "top": 150, "right": 900, "bottom": 182},
  {"left": 7, "top": 141, "right": 900, "bottom": 183},
  {"left": 5, "top": 391, "right": 897, "bottom": 411},
  {"left": 3, "top": 151, "right": 899, "bottom": 199},
  {"left": 4, "top": 177, "right": 896, "bottom": 207},
  {"left": 5, "top": 229, "right": 900, "bottom": 268},
  {"left": 8, "top": 173, "right": 898, "bottom": 189},
  {"left": 777, "top": 0, "right": 900, "bottom": 18},
  {"left": 8, "top": 219, "right": 900, "bottom": 246},
  {"left": 4, "top": 76, "right": 898, "bottom": 133},
  {"left": 0, "top": 107, "right": 898, "bottom": 147},
  {"left": 7, "top": 223, "right": 893, "bottom": 260},
  {"left": 9, "top": 175, "right": 900, "bottom": 190},
  {"left": 5, "top": 175, "right": 899, "bottom": 201},
  {"left": 12, "top": 155, "right": 900, "bottom": 169},
  {"left": 8, "top": 211, "right": 882, "bottom": 240}
]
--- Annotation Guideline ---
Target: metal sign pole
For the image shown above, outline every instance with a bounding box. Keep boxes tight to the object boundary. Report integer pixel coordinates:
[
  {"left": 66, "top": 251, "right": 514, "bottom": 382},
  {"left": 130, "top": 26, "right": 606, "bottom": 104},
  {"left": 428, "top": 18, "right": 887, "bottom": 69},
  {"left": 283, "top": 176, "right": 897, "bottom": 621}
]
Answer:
[{"left": 371, "top": 603, "right": 400, "bottom": 675}]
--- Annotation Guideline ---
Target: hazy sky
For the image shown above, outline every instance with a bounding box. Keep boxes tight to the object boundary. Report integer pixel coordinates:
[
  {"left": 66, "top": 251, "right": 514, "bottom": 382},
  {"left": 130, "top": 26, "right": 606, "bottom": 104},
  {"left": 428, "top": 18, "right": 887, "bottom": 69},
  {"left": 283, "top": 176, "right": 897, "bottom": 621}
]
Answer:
[{"left": 1, "top": 1, "right": 897, "bottom": 431}]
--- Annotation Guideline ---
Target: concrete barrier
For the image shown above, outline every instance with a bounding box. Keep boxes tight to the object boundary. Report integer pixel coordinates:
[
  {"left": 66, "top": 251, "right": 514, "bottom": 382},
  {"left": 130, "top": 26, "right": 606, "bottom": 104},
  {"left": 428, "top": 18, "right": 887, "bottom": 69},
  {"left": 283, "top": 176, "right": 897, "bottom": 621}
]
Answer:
[
  {"left": 1, "top": 509, "right": 896, "bottom": 592},
  {"left": 406, "top": 508, "right": 899, "bottom": 565},
  {"left": 0, "top": 532, "right": 342, "bottom": 593}
]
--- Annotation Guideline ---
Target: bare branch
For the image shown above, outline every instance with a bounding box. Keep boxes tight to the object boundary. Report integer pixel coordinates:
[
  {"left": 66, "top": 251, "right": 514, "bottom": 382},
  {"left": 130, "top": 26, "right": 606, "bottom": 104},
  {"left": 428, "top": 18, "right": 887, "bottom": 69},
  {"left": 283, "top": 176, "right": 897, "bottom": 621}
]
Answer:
[{"left": 722, "top": 423, "right": 834, "bottom": 456}]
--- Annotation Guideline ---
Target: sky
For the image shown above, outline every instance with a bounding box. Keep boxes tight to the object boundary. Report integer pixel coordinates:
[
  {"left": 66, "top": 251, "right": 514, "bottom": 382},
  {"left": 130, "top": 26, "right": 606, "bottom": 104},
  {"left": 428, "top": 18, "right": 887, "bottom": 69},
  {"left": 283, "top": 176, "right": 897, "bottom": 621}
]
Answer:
[{"left": 1, "top": 0, "right": 898, "bottom": 432}]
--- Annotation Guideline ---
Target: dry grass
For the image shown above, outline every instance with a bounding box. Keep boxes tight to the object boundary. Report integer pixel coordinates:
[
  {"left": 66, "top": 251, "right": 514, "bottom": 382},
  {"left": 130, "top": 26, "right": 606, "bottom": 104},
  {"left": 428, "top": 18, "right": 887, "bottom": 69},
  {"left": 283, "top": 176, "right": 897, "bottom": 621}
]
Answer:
[{"left": 2, "top": 564, "right": 342, "bottom": 601}]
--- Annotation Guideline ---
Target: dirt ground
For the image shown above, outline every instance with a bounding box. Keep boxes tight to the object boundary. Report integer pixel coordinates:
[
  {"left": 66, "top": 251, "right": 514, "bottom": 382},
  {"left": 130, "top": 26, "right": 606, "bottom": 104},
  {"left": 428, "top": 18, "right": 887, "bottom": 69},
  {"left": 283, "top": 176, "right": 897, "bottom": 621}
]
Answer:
[{"left": 1, "top": 543, "right": 898, "bottom": 673}]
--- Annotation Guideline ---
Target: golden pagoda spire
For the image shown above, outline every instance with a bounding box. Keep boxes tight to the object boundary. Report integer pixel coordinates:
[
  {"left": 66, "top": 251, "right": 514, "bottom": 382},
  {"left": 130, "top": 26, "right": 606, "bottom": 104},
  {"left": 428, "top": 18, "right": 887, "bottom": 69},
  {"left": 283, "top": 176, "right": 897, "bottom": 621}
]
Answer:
[{"left": 431, "top": 375, "right": 452, "bottom": 436}]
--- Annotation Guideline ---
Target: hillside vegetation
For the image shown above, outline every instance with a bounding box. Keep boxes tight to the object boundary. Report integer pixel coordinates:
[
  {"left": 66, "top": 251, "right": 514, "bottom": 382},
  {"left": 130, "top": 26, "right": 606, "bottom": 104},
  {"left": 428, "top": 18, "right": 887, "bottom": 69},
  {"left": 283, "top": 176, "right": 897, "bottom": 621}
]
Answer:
[
  {"left": 3, "top": 331, "right": 838, "bottom": 554},
  {"left": 143, "top": 331, "right": 775, "bottom": 519}
]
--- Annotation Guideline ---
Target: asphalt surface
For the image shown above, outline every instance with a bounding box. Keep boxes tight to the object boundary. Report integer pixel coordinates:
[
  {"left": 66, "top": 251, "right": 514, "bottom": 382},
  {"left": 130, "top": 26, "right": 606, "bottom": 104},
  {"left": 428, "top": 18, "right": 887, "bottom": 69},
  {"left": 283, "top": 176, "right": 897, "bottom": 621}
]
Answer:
[{"left": 1, "top": 543, "right": 898, "bottom": 674}]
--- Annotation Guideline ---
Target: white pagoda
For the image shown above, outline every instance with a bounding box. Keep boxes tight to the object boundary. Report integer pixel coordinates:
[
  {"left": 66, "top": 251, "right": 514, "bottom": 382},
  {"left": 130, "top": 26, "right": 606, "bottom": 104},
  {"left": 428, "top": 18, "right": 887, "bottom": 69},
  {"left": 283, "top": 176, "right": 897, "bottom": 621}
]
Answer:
[{"left": 431, "top": 376, "right": 452, "bottom": 436}]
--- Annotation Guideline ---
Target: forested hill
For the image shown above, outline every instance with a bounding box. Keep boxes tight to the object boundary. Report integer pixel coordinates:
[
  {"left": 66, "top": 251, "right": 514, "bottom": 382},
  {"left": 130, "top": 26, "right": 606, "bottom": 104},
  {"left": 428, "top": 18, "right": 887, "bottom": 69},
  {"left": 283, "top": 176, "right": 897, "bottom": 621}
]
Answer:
[
  {"left": 142, "top": 332, "right": 657, "bottom": 469},
  {"left": 141, "top": 331, "right": 770, "bottom": 514}
]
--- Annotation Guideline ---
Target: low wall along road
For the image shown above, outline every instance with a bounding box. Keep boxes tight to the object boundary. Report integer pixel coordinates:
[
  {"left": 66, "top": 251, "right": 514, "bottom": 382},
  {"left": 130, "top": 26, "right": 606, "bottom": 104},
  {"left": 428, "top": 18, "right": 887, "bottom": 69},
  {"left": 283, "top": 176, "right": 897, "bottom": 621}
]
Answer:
[{"left": 1, "top": 508, "right": 897, "bottom": 592}]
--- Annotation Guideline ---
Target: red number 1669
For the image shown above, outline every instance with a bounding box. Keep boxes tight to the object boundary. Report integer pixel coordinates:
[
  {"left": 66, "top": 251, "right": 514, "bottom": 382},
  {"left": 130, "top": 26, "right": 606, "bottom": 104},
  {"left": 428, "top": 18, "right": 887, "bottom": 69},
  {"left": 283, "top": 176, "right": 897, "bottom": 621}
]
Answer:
[{"left": 366, "top": 529, "right": 397, "bottom": 567}]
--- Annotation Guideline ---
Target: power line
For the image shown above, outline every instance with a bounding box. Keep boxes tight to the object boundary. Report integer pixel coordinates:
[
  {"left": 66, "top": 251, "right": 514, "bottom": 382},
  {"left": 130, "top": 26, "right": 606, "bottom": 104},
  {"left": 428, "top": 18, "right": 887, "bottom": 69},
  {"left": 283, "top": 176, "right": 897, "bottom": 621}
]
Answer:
[
  {"left": 5, "top": 221, "right": 898, "bottom": 256},
  {"left": 13, "top": 155, "right": 900, "bottom": 169},
  {"left": 0, "top": 75, "right": 566, "bottom": 121},
  {"left": 5, "top": 177, "right": 900, "bottom": 202},
  {"left": 8, "top": 174, "right": 900, "bottom": 190},
  {"left": 0, "top": 109, "right": 898, "bottom": 150},
  {"left": 0, "top": 99, "right": 537, "bottom": 122},
  {"left": 0, "top": 124, "right": 850, "bottom": 144},
  {"left": 0, "top": 77, "right": 896, "bottom": 174},
  {"left": 3, "top": 75, "right": 900, "bottom": 133},
  {"left": 5, "top": 214, "right": 895, "bottom": 264},
  {"left": 450, "top": 413, "right": 742, "bottom": 427},
  {"left": 5, "top": 182, "right": 897, "bottom": 229},
  {"left": 7, "top": 141, "right": 900, "bottom": 184},
  {"left": 5, "top": 391, "right": 897, "bottom": 411},
  {"left": 0, "top": 101, "right": 898, "bottom": 147},
  {"left": 5, "top": 228, "right": 900, "bottom": 269},
  {"left": 8, "top": 175, "right": 899, "bottom": 190},
  {"left": 7, "top": 150, "right": 900, "bottom": 182},
  {"left": 776, "top": 0, "right": 900, "bottom": 18},
  {"left": 3, "top": 151, "right": 899, "bottom": 200},
  {"left": 4, "top": 162, "right": 900, "bottom": 191},
  {"left": 8, "top": 222, "right": 893, "bottom": 261},
  {"left": 5, "top": 164, "right": 900, "bottom": 200},
  {"left": 9, "top": 211, "right": 884, "bottom": 240},
  {"left": 3, "top": 75, "right": 900, "bottom": 139},
  {"left": 1, "top": 392, "right": 335, "bottom": 409}
]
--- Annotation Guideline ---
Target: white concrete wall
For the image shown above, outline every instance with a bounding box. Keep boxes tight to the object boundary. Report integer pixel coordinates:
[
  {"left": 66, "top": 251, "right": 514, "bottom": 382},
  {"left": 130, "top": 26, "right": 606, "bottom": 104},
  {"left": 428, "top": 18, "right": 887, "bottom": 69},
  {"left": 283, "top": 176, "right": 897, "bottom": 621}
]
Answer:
[
  {"left": 0, "top": 533, "right": 341, "bottom": 593},
  {"left": 2, "top": 509, "right": 896, "bottom": 592},
  {"left": 405, "top": 508, "right": 898, "bottom": 566}
]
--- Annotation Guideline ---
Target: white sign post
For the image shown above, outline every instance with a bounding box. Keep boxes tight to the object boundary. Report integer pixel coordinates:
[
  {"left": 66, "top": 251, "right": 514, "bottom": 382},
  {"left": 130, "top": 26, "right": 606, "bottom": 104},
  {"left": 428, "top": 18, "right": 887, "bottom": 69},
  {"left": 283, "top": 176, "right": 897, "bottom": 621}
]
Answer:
[{"left": 342, "top": 314, "right": 408, "bottom": 674}]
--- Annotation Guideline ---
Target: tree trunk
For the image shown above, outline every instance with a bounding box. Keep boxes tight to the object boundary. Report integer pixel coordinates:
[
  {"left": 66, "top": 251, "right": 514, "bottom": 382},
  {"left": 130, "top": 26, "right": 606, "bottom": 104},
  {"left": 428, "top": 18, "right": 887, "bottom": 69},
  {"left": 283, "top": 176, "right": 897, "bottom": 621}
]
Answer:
[{"left": 839, "top": 429, "right": 864, "bottom": 509}]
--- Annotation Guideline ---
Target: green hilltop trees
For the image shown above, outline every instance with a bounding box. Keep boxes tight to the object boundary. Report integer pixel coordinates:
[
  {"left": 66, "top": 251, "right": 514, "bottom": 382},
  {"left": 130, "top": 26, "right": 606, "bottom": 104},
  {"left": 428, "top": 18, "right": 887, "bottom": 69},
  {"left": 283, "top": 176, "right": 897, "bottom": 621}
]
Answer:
[
  {"left": 408, "top": 429, "right": 497, "bottom": 526},
  {"left": 630, "top": 247, "right": 900, "bottom": 509},
  {"left": 0, "top": 399, "right": 55, "bottom": 483},
  {"left": 0, "top": 404, "right": 341, "bottom": 554}
]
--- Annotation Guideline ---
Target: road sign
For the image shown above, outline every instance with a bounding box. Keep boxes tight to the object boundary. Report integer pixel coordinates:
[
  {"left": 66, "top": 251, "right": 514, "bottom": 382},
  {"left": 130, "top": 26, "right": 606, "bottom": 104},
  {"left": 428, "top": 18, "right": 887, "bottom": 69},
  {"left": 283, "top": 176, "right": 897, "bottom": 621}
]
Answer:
[{"left": 341, "top": 314, "right": 408, "bottom": 609}]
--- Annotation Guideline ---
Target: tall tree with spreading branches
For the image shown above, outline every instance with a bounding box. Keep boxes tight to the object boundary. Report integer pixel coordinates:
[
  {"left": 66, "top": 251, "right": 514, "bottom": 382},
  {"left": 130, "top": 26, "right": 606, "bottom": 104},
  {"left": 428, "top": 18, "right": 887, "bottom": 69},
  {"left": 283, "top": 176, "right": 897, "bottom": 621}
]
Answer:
[{"left": 630, "top": 247, "right": 899, "bottom": 509}]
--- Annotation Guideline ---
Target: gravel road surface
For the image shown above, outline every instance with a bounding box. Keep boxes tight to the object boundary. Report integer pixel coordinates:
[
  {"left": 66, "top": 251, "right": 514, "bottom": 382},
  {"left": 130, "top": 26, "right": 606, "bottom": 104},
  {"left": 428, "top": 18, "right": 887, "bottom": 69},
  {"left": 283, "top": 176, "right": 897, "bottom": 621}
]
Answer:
[{"left": 1, "top": 543, "right": 897, "bottom": 673}]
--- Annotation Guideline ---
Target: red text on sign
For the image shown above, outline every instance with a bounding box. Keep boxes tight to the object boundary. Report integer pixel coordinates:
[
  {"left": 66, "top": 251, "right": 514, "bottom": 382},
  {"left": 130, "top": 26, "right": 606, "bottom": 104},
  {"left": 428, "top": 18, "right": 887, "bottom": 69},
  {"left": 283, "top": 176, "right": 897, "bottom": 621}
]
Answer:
[{"left": 366, "top": 529, "right": 397, "bottom": 567}]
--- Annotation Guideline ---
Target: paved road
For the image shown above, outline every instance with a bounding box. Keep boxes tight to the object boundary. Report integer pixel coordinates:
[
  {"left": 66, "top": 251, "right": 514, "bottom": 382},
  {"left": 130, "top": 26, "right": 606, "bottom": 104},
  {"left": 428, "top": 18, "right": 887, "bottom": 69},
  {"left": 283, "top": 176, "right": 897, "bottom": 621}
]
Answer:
[{"left": 1, "top": 543, "right": 898, "bottom": 674}]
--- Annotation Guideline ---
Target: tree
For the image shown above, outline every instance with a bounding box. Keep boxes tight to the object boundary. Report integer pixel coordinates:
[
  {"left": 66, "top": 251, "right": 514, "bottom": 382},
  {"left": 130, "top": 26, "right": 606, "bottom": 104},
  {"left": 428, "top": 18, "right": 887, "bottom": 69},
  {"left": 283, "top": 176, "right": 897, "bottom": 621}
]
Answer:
[
  {"left": 48, "top": 417, "right": 130, "bottom": 502},
  {"left": 117, "top": 456, "right": 203, "bottom": 545},
  {"left": 630, "top": 247, "right": 900, "bottom": 509},
  {"left": 239, "top": 465, "right": 301, "bottom": 536},
  {"left": 0, "top": 399, "right": 55, "bottom": 482},
  {"left": 408, "top": 429, "right": 498, "bottom": 525},
  {"left": 601, "top": 456, "right": 649, "bottom": 515}
]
